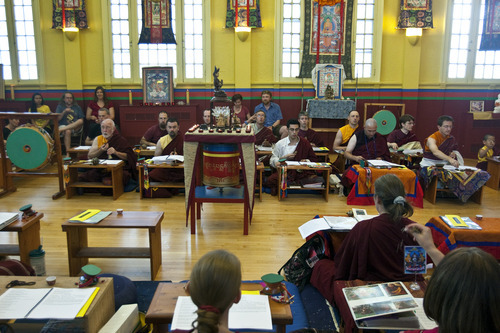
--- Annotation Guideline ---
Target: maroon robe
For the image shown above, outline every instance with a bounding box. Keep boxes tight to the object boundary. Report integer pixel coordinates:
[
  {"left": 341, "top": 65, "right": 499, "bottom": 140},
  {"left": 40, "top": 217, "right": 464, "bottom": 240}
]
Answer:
[
  {"left": 387, "top": 129, "right": 419, "bottom": 146},
  {"left": 149, "top": 134, "right": 185, "bottom": 183},
  {"left": 80, "top": 132, "right": 137, "bottom": 186},
  {"left": 351, "top": 131, "right": 391, "bottom": 161},
  {"left": 143, "top": 125, "right": 168, "bottom": 144},
  {"left": 265, "top": 137, "right": 319, "bottom": 190},
  {"left": 0, "top": 259, "right": 35, "bottom": 276},
  {"left": 310, "top": 214, "right": 421, "bottom": 304},
  {"left": 254, "top": 126, "right": 277, "bottom": 145},
  {"left": 298, "top": 128, "right": 324, "bottom": 147}
]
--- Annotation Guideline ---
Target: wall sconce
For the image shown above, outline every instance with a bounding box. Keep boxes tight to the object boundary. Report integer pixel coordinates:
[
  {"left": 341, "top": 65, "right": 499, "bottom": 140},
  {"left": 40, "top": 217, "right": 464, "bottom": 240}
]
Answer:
[
  {"left": 235, "top": 27, "right": 251, "bottom": 42},
  {"left": 63, "top": 27, "right": 79, "bottom": 41},
  {"left": 406, "top": 28, "right": 422, "bottom": 46}
]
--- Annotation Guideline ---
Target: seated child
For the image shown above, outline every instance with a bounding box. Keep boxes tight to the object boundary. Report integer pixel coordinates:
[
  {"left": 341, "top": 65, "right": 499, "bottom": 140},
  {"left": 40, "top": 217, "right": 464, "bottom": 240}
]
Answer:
[{"left": 476, "top": 134, "right": 499, "bottom": 171}]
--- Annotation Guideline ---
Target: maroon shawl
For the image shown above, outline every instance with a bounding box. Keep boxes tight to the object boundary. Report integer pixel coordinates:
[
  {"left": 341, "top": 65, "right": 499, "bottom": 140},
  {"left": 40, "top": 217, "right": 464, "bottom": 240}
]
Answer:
[
  {"left": 423, "top": 131, "right": 458, "bottom": 160},
  {"left": 299, "top": 128, "right": 324, "bottom": 147},
  {"left": 387, "top": 129, "right": 419, "bottom": 146},
  {"left": 149, "top": 134, "right": 185, "bottom": 182},
  {"left": 351, "top": 131, "right": 391, "bottom": 161},
  {"left": 97, "top": 132, "right": 137, "bottom": 179},
  {"left": 255, "top": 126, "right": 277, "bottom": 145}
]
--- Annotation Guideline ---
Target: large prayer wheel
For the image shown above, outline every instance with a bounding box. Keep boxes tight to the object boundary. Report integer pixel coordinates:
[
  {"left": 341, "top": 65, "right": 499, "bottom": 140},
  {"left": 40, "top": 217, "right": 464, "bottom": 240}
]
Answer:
[{"left": 202, "top": 143, "right": 240, "bottom": 187}]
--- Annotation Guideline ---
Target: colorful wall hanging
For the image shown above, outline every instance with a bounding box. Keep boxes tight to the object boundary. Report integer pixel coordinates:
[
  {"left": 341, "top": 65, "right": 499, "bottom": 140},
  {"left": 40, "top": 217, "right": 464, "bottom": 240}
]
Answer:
[
  {"left": 225, "top": 0, "right": 262, "bottom": 28},
  {"left": 299, "top": 0, "right": 353, "bottom": 79},
  {"left": 479, "top": 0, "right": 500, "bottom": 51},
  {"left": 52, "top": 0, "right": 88, "bottom": 29},
  {"left": 397, "top": 0, "right": 433, "bottom": 29},
  {"left": 138, "top": 0, "right": 176, "bottom": 44}
]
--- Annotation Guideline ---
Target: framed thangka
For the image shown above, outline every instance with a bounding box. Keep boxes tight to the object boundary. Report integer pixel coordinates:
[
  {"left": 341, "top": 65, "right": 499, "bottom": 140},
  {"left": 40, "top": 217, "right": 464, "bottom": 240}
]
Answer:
[
  {"left": 316, "top": 65, "right": 343, "bottom": 99},
  {"left": 142, "top": 67, "right": 174, "bottom": 104},
  {"left": 470, "top": 101, "right": 485, "bottom": 112},
  {"left": 310, "top": 0, "right": 346, "bottom": 55}
]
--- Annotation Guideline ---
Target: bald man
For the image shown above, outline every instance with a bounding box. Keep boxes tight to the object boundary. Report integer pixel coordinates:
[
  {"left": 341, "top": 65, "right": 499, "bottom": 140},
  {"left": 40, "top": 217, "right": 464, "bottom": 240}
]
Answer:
[
  {"left": 83, "top": 119, "right": 137, "bottom": 188},
  {"left": 344, "top": 118, "right": 391, "bottom": 163}
]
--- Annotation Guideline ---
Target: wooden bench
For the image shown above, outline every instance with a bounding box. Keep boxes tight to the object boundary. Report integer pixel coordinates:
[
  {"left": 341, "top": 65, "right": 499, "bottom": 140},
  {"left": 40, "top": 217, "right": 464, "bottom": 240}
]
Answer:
[
  {"left": 277, "top": 164, "right": 331, "bottom": 202},
  {"left": 424, "top": 174, "right": 483, "bottom": 205}
]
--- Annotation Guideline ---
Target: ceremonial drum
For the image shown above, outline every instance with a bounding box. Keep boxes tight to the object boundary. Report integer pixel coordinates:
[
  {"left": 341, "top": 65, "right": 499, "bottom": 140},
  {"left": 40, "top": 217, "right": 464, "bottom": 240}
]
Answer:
[
  {"left": 6, "top": 126, "right": 54, "bottom": 170},
  {"left": 202, "top": 143, "right": 240, "bottom": 187},
  {"left": 373, "top": 110, "right": 397, "bottom": 135}
]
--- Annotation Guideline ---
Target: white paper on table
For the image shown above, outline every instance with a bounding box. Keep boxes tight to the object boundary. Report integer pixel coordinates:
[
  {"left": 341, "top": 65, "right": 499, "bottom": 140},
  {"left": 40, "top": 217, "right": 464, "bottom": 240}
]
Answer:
[
  {"left": 323, "top": 216, "right": 358, "bottom": 230},
  {"left": 74, "top": 146, "right": 91, "bottom": 150},
  {"left": 147, "top": 146, "right": 156, "bottom": 150},
  {"left": 256, "top": 145, "right": 273, "bottom": 151},
  {"left": 367, "top": 160, "right": 402, "bottom": 168},
  {"left": 100, "top": 159, "right": 122, "bottom": 165},
  {"left": 27, "top": 287, "right": 96, "bottom": 319},
  {"left": 285, "top": 161, "right": 301, "bottom": 166},
  {"left": 414, "top": 298, "right": 438, "bottom": 330},
  {"left": 171, "top": 296, "right": 198, "bottom": 330},
  {"left": 228, "top": 294, "right": 272, "bottom": 330},
  {"left": 354, "top": 215, "right": 378, "bottom": 222},
  {"left": 298, "top": 218, "right": 330, "bottom": 239},
  {"left": 0, "top": 288, "right": 49, "bottom": 319}
]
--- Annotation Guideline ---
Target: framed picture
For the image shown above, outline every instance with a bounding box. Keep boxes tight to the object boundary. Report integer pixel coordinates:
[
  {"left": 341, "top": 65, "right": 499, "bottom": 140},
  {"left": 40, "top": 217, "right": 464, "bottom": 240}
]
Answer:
[
  {"left": 142, "top": 66, "right": 174, "bottom": 104},
  {"left": 316, "top": 65, "right": 343, "bottom": 99},
  {"left": 470, "top": 100, "right": 484, "bottom": 112}
]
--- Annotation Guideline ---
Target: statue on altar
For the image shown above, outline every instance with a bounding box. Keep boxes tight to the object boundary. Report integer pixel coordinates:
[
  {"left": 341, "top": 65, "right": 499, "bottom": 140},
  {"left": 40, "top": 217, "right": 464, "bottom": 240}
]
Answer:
[
  {"left": 213, "top": 66, "right": 227, "bottom": 98},
  {"left": 494, "top": 93, "right": 500, "bottom": 113},
  {"left": 324, "top": 85, "right": 334, "bottom": 100},
  {"left": 212, "top": 106, "right": 231, "bottom": 128}
]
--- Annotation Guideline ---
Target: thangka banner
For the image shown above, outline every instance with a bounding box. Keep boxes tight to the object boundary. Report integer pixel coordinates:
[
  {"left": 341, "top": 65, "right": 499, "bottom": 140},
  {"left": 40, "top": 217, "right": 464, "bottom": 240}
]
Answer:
[
  {"left": 397, "top": 0, "right": 433, "bottom": 29},
  {"left": 479, "top": 0, "right": 500, "bottom": 51},
  {"left": 225, "top": 0, "right": 262, "bottom": 28},
  {"left": 52, "top": 0, "right": 88, "bottom": 29},
  {"left": 299, "top": 0, "right": 353, "bottom": 79},
  {"left": 139, "top": 0, "right": 176, "bottom": 44}
]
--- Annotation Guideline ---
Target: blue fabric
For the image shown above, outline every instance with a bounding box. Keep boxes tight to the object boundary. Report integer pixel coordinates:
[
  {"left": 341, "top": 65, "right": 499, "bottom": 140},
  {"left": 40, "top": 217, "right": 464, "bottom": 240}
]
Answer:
[
  {"left": 306, "top": 99, "right": 355, "bottom": 119},
  {"left": 254, "top": 102, "right": 283, "bottom": 127},
  {"left": 100, "top": 273, "right": 138, "bottom": 311},
  {"left": 300, "top": 284, "right": 340, "bottom": 330}
]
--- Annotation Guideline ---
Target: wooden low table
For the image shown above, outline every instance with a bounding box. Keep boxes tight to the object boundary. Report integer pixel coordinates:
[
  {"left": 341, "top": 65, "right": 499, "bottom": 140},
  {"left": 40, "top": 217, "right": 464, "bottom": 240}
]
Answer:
[
  {"left": 137, "top": 163, "right": 185, "bottom": 199},
  {"left": 66, "top": 160, "right": 125, "bottom": 200},
  {"left": 145, "top": 282, "right": 293, "bottom": 333},
  {"left": 0, "top": 212, "right": 43, "bottom": 264},
  {"left": 0, "top": 276, "right": 114, "bottom": 333},
  {"left": 486, "top": 157, "right": 500, "bottom": 190},
  {"left": 61, "top": 211, "right": 164, "bottom": 280},
  {"left": 277, "top": 164, "right": 331, "bottom": 202}
]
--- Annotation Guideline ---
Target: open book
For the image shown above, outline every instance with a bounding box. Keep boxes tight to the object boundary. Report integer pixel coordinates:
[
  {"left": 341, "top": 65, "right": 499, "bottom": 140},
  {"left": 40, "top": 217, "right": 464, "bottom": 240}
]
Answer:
[
  {"left": 0, "top": 287, "right": 97, "bottom": 320},
  {"left": 0, "top": 212, "right": 18, "bottom": 231},
  {"left": 343, "top": 282, "right": 437, "bottom": 330},
  {"left": 298, "top": 214, "right": 378, "bottom": 239},
  {"left": 151, "top": 154, "right": 184, "bottom": 165},
  {"left": 367, "top": 160, "right": 403, "bottom": 168}
]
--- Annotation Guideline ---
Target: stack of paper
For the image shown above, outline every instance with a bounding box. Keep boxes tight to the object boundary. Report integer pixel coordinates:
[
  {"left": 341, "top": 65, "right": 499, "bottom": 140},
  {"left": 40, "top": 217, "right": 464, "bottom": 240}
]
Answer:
[
  {"left": 0, "top": 212, "right": 18, "bottom": 231},
  {"left": 298, "top": 215, "right": 379, "bottom": 238},
  {"left": 367, "top": 160, "right": 403, "bottom": 168},
  {"left": 69, "top": 210, "right": 112, "bottom": 224},
  {"left": 151, "top": 155, "right": 184, "bottom": 165}
]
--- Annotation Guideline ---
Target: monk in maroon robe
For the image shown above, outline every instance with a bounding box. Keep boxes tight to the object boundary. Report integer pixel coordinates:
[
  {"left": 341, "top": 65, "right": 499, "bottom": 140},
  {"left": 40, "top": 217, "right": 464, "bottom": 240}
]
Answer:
[
  {"left": 387, "top": 114, "right": 420, "bottom": 150},
  {"left": 265, "top": 120, "right": 320, "bottom": 195},
  {"left": 82, "top": 119, "right": 137, "bottom": 189},
  {"left": 344, "top": 119, "right": 391, "bottom": 163},
  {"left": 298, "top": 111, "right": 324, "bottom": 147},
  {"left": 147, "top": 119, "right": 184, "bottom": 198},
  {"left": 252, "top": 111, "right": 277, "bottom": 166}
]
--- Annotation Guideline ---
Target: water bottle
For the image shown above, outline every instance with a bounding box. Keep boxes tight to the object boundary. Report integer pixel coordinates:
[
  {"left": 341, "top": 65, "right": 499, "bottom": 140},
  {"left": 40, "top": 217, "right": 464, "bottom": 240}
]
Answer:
[{"left": 29, "top": 245, "right": 46, "bottom": 276}]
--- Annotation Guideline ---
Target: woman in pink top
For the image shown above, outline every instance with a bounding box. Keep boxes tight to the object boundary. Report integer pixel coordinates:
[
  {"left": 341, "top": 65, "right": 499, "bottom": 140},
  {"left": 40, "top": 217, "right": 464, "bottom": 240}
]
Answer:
[
  {"left": 231, "top": 94, "right": 250, "bottom": 126},
  {"left": 86, "top": 86, "right": 115, "bottom": 123}
]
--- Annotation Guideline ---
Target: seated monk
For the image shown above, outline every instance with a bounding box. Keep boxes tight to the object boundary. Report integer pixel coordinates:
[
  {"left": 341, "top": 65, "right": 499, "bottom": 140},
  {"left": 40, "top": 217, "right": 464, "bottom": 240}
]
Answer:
[
  {"left": 386, "top": 114, "right": 421, "bottom": 151},
  {"left": 265, "top": 119, "right": 320, "bottom": 196},
  {"left": 251, "top": 110, "right": 277, "bottom": 166},
  {"left": 297, "top": 111, "right": 324, "bottom": 147},
  {"left": 81, "top": 119, "right": 137, "bottom": 190},
  {"left": 420, "top": 115, "right": 460, "bottom": 168},
  {"left": 147, "top": 118, "right": 184, "bottom": 198},
  {"left": 332, "top": 110, "right": 359, "bottom": 152},
  {"left": 140, "top": 110, "right": 168, "bottom": 147},
  {"left": 477, "top": 134, "right": 498, "bottom": 171},
  {"left": 310, "top": 174, "right": 422, "bottom": 305},
  {"left": 344, "top": 118, "right": 391, "bottom": 164}
]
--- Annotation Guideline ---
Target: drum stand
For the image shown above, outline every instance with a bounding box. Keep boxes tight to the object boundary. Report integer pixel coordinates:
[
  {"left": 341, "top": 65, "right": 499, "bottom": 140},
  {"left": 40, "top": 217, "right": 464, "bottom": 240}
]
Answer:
[{"left": 0, "top": 112, "right": 65, "bottom": 199}]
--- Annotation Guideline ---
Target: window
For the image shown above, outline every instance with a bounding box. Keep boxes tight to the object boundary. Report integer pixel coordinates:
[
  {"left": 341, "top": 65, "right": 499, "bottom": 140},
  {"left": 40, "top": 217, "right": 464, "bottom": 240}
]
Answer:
[
  {"left": 0, "top": 0, "right": 38, "bottom": 81},
  {"left": 447, "top": 0, "right": 500, "bottom": 80},
  {"left": 108, "top": 0, "right": 205, "bottom": 81},
  {"left": 279, "top": 0, "right": 377, "bottom": 80}
]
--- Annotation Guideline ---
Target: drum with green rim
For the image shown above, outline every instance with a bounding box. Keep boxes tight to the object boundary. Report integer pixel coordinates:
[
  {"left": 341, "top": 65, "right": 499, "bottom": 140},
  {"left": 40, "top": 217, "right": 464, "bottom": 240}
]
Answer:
[
  {"left": 6, "top": 126, "right": 54, "bottom": 170},
  {"left": 373, "top": 110, "right": 397, "bottom": 135}
]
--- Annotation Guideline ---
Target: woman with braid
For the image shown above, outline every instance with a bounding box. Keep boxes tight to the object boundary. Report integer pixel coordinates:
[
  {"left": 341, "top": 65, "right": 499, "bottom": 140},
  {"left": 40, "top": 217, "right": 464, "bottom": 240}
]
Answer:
[{"left": 185, "top": 249, "right": 242, "bottom": 333}]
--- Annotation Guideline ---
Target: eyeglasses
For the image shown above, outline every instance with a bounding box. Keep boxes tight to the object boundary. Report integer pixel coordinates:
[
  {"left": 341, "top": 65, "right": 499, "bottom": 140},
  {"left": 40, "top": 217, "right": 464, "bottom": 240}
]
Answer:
[{"left": 288, "top": 128, "right": 300, "bottom": 132}]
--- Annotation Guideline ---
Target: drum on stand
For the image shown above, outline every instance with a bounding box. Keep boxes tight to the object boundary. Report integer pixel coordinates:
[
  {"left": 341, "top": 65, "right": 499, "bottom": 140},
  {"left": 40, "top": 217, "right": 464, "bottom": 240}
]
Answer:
[
  {"left": 202, "top": 143, "right": 240, "bottom": 187},
  {"left": 373, "top": 109, "right": 397, "bottom": 135},
  {"left": 6, "top": 126, "right": 54, "bottom": 170}
]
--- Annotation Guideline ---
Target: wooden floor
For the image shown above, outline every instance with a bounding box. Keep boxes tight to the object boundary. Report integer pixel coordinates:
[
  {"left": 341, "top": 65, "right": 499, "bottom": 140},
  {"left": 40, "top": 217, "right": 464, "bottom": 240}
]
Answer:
[{"left": 1, "top": 161, "right": 499, "bottom": 282}]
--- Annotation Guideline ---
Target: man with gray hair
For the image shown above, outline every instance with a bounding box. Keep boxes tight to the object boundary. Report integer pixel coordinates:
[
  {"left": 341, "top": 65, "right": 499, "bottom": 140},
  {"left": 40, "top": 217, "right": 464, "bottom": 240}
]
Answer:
[{"left": 344, "top": 118, "right": 391, "bottom": 163}]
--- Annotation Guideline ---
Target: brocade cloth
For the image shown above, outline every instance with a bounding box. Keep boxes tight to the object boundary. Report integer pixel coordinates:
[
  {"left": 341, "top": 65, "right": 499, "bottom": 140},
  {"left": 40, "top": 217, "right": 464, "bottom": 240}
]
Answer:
[{"left": 306, "top": 99, "right": 355, "bottom": 119}]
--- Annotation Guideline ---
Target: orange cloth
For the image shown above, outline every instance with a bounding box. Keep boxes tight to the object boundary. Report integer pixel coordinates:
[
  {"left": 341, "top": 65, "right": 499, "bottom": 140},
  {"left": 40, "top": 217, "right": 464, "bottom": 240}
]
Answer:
[
  {"left": 96, "top": 135, "right": 108, "bottom": 148},
  {"left": 424, "top": 131, "right": 447, "bottom": 152},
  {"left": 339, "top": 124, "right": 358, "bottom": 144}
]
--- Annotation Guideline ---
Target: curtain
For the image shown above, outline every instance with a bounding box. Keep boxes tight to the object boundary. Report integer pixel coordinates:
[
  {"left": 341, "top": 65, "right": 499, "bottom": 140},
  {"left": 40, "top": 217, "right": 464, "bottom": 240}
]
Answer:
[
  {"left": 139, "top": 0, "right": 176, "bottom": 44},
  {"left": 225, "top": 0, "right": 262, "bottom": 28},
  {"left": 52, "top": 0, "right": 88, "bottom": 29},
  {"left": 397, "top": 0, "right": 433, "bottom": 29},
  {"left": 479, "top": 0, "right": 500, "bottom": 51}
]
